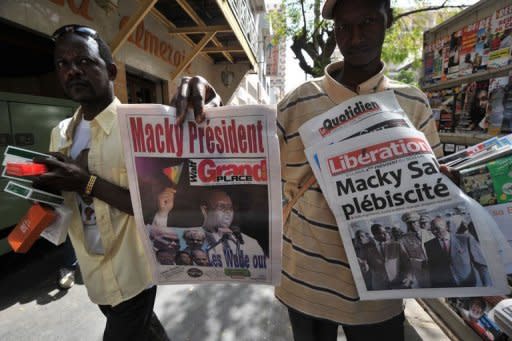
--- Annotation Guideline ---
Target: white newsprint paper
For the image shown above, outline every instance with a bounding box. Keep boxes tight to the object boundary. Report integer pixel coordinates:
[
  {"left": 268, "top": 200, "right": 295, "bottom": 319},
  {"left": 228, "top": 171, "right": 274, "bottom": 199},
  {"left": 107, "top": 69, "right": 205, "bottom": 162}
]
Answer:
[
  {"left": 313, "top": 127, "right": 508, "bottom": 300},
  {"left": 299, "top": 91, "right": 508, "bottom": 300},
  {"left": 300, "top": 91, "right": 415, "bottom": 198},
  {"left": 118, "top": 104, "right": 282, "bottom": 285}
]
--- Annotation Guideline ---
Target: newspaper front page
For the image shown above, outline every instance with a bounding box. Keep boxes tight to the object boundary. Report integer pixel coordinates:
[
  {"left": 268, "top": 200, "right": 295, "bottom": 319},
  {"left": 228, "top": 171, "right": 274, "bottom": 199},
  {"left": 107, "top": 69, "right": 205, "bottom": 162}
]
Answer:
[
  {"left": 117, "top": 104, "right": 282, "bottom": 285},
  {"left": 299, "top": 92, "right": 508, "bottom": 300},
  {"left": 314, "top": 127, "right": 507, "bottom": 299}
]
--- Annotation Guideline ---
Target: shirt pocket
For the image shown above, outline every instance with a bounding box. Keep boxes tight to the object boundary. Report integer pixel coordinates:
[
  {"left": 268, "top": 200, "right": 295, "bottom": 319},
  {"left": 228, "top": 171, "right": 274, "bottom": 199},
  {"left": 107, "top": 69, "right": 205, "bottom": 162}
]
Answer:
[{"left": 112, "top": 168, "right": 129, "bottom": 188}]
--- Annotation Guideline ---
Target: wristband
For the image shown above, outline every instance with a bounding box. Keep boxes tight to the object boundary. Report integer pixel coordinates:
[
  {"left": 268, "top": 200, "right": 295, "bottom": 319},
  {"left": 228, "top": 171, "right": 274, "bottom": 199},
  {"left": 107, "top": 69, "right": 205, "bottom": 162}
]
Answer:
[{"left": 84, "top": 175, "right": 97, "bottom": 196}]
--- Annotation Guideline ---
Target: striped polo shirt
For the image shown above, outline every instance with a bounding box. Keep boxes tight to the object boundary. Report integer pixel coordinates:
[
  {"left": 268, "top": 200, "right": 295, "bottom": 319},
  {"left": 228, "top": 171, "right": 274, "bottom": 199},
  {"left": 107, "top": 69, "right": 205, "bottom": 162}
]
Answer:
[{"left": 274, "top": 61, "right": 442, "bottom": 325}]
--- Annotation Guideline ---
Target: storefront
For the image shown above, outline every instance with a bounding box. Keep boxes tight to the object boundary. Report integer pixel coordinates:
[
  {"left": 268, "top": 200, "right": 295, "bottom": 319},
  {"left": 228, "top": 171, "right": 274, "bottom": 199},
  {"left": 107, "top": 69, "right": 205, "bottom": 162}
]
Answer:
[
  {"left": 0, "top": 0, "right": 268, "bottom": 254},
  {"left": 0, "top": 0, "right": 263, "bottom": 102}
]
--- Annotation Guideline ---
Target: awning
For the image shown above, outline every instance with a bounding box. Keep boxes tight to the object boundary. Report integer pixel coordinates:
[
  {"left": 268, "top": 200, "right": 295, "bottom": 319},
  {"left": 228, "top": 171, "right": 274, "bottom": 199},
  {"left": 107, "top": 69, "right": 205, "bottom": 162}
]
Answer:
[{"left": 109, "top": 0, "right": 259, "bottom": 81}]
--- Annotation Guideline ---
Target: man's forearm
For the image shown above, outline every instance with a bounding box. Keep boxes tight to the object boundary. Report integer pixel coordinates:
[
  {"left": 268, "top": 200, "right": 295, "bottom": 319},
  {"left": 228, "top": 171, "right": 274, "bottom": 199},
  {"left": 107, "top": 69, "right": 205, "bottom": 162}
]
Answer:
[{"left": 89, "top": 176, "right": 133, "bottom": 215}]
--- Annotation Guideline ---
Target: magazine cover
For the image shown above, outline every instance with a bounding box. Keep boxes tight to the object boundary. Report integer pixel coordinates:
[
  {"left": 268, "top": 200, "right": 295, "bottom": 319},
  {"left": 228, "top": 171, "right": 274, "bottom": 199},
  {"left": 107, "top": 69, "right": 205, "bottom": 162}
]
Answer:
[
  {"left": 432, "top": 38, "right": 445, "bottom": 82},
  {"left": 488, "top": 76, "right": 510, "bottom": 135},
  {"left": 459, "top": 23, "right": 478, "bottom": 76},
  {"left": 117, "top": 104, "right": 282, "bottom": 284},
  {"left": 474, "top": 16, "right": 492, "bottom": 72},
  {"left": 423, "top": 42, "right": 434, "bottom": 83},
  {"left": 447, "top": 296, "right": 507, "bottom": 341},
  {"left": 314, "top": 128, "right": 508, "bottom": 299},
  {"left": 447, "top": 30, "right": 462, "bottom": 79},
  {"left": 488, "top": 4, "right": 512, "bottom": 69}
]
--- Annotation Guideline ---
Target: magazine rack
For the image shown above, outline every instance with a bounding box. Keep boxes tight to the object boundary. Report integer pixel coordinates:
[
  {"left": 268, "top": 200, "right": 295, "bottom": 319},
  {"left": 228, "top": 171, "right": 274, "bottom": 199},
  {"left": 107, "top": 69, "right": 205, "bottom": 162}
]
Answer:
[
  {"left": 421, "top": 0, "right": 512, "bottom": 152},
  {"left": 420, "top": 2, "right": 512, "bottom": 335}
]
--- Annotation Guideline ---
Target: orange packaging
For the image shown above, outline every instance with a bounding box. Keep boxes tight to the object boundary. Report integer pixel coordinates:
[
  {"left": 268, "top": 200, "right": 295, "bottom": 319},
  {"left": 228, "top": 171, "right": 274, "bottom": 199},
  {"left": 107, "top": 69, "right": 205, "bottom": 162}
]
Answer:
[{"left": 8, "top": 203, "right": 56, "bottom": 253}]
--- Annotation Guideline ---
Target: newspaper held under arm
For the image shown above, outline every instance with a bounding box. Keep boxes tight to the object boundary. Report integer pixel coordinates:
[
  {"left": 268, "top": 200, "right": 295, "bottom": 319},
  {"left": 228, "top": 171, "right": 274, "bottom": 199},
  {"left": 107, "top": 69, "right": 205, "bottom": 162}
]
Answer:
[
  {"left": 299, "top": 91, "right": 508, "bottom": 300},
  {"left": 312, "top": 127, "right": 507, "bottom": 299}
]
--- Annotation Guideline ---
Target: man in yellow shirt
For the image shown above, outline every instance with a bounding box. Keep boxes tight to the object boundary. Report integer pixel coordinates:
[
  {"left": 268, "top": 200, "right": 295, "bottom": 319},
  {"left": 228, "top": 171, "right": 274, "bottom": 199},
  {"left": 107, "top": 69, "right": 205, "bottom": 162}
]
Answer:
[{"left": 33, "top": 25, "right": 168, "bottom": 341}]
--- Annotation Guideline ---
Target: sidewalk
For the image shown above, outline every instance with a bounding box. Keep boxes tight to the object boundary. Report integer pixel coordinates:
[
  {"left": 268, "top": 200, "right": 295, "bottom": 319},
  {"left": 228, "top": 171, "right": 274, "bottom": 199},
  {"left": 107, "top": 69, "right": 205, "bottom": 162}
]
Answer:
[{"left": 0, "top": 242, "right": 450, "bottom": 340}]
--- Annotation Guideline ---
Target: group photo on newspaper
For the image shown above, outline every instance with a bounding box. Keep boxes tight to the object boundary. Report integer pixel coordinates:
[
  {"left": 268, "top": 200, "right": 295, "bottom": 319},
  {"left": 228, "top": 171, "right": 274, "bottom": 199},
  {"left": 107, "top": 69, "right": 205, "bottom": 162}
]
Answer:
[{"left": 117, "top": 104, "right": 282, "bottom": 284}]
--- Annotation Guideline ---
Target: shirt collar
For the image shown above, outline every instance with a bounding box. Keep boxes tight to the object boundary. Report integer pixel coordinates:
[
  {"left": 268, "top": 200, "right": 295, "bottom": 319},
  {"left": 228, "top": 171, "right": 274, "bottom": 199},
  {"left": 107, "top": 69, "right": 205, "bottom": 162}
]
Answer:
[
  {"left": 66, "top": 97, "right": 120, "bottom": 140},
  {"left": 322, "top": 61, "right": 389, "bottom": 104}
]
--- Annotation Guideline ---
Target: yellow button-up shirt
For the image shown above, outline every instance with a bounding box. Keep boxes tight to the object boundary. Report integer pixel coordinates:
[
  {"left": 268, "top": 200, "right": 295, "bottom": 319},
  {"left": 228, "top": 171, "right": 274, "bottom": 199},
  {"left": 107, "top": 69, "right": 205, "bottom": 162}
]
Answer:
[{"left": 49, "top": 98, "right": 153, "bottom": 306}]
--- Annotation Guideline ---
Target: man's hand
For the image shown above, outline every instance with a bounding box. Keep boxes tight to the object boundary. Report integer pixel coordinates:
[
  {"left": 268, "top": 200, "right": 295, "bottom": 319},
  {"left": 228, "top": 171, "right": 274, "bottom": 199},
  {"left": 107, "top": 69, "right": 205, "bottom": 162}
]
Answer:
[
  {"left": 402, "top": 275, "right": 415, "bottom": 288},
  {"left": 33, "top": 152, "right": 89, "bottom": 193},
  {"left": 157, "top": 187, "right": 176, "bottom": 215},
  {"left": 171, "top": 76, "right": 222, "bottom": 125},
  {"left": 358, "top": 258, "right": 369, "bottom": 272}
]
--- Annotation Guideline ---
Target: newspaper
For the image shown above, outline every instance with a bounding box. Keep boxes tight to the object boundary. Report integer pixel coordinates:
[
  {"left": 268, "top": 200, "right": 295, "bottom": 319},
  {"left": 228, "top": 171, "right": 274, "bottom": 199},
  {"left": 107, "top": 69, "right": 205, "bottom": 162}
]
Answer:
[
  {"left": 299, "top": 92, "right": 508, "bottom": 299},
  {"left": 301, "top": 107, "right": 414, "bottom": 197},
  {"left": 437, "top": 135, "right": 505, "bottom": 167},
  {"left": 117, "top": 104, "right": 282, "bottom": 285},
  {"left": 460, "top": 154, "right": 512, "bottom": 271},
  {"left": 313, "top": 127, "right": 507, "bottom": 299}
]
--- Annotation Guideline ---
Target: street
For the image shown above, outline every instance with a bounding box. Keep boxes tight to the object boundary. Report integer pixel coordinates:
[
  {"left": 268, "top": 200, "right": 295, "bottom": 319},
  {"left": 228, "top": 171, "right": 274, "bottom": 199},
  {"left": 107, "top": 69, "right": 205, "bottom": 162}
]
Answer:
[{"left": 0, "top": 241, "right": 449, "bottom": 341}]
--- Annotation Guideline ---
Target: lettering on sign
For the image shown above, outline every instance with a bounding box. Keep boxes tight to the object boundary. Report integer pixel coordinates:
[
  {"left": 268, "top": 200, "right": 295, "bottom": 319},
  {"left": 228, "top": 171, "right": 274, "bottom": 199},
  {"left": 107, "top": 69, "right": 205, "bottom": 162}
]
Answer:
[{"left": 120, "top": 17, "right": 186, "bottom": 68}]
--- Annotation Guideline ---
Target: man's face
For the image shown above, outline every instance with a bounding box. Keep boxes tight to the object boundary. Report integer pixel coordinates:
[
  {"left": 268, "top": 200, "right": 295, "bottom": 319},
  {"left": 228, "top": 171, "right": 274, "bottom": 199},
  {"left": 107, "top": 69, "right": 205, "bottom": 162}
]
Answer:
[
  {"left": 373, "top": 226, "right": 388, "bottom": 242},
  {"left": 156, "top": 250, "right": 177, "bottom": 265},
  {"left": 359, "top": 231, "right": 370, "bottom": 244},
  {"left": 333, "top": 0, "right": 390, "bottom": 66},
  {"left": 202, "top": 192, "right": 234, "bottom": 232},
  {"left": 430, "top": 218, "right": 448, "bottom": 238},
  {"left": 477, "top": 90, "right": 488, "bottom": 109},
  {"left": 54, "top": 34, "right": 113, "bottom": 103},
  {"left": 470, "top": 303, "right": 484, "bottom": 320},
  {"left": 192, "top": 251, "right": 209, "bottom": 266},
  {"left": 185, "top": 232, "right": 205, "bottom": 249},
  {"left": 176, "top": 252, "right": 193, "bottom": 265},
  {"left": 407, "top": 220, "right": 420, "bottom": 232},
  {"left": 155, "top": 231, "right": 180, "bottom": 252}
]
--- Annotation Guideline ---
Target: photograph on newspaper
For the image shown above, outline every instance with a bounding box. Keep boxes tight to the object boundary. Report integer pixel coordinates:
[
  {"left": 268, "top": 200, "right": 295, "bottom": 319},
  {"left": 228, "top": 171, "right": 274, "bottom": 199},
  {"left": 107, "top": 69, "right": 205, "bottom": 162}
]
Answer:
[
  {"left": 117, "top": 104, "right": 282, "bottom": 285},
  {"left": 313, "top": 127, "right": 508, "bottom": 300}
]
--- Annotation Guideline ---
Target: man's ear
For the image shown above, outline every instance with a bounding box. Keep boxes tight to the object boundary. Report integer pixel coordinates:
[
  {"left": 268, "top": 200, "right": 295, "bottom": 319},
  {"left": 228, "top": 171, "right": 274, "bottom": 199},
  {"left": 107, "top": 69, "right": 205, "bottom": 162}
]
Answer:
[
  {"left": 386, "top": 7, "right": 394, "bottom": 29},
  {"left": 107, "top": 63, "right": 118, "bottom": 81}
]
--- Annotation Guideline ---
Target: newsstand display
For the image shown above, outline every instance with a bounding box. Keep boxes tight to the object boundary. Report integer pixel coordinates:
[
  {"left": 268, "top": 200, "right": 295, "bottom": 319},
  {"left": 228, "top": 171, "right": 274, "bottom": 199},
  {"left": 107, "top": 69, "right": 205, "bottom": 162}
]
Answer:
[{"left": 420, "top": 1, "right": 512, "bottom": 340}]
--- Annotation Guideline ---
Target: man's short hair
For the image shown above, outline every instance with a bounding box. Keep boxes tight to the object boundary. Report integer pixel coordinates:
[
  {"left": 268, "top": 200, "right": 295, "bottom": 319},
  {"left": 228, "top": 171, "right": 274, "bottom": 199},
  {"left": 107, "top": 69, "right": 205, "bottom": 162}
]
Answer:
[
  {"left": 371, "top": 223, "right": 384, "bottom": 235},
  {"left": 183, "top": 229, "right": 205, "bottom": 240}
]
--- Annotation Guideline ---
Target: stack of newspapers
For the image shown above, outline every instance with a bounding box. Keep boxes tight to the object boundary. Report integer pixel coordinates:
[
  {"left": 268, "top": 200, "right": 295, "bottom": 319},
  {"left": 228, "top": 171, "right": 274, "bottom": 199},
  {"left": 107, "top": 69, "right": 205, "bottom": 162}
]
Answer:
[
  {"left": 440, "top": 135, "right": 512, "bottom": 252},
  {"left": 299, "top": 90, "right": 511, "bottom": 300},
  {"left": 490, "top": 298, "right": 512, "bottom": 337}
]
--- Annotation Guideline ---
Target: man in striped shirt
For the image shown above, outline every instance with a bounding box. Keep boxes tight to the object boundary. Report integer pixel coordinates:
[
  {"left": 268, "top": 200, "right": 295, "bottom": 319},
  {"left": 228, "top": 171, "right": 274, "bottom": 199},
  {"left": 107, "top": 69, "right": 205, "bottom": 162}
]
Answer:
[
  {"left": 173, "top": 0, "right": 442, "bottom": 339},
  {"left": 274, "top": 0, "right": 442, "bottom": 340}
]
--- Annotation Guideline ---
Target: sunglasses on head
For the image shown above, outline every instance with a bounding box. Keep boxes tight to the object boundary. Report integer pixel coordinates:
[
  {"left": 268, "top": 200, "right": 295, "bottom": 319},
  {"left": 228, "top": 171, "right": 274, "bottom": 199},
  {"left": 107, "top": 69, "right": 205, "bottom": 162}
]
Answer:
[{"left": 51, "top": 25, "right": 99, "bottom": 41}]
